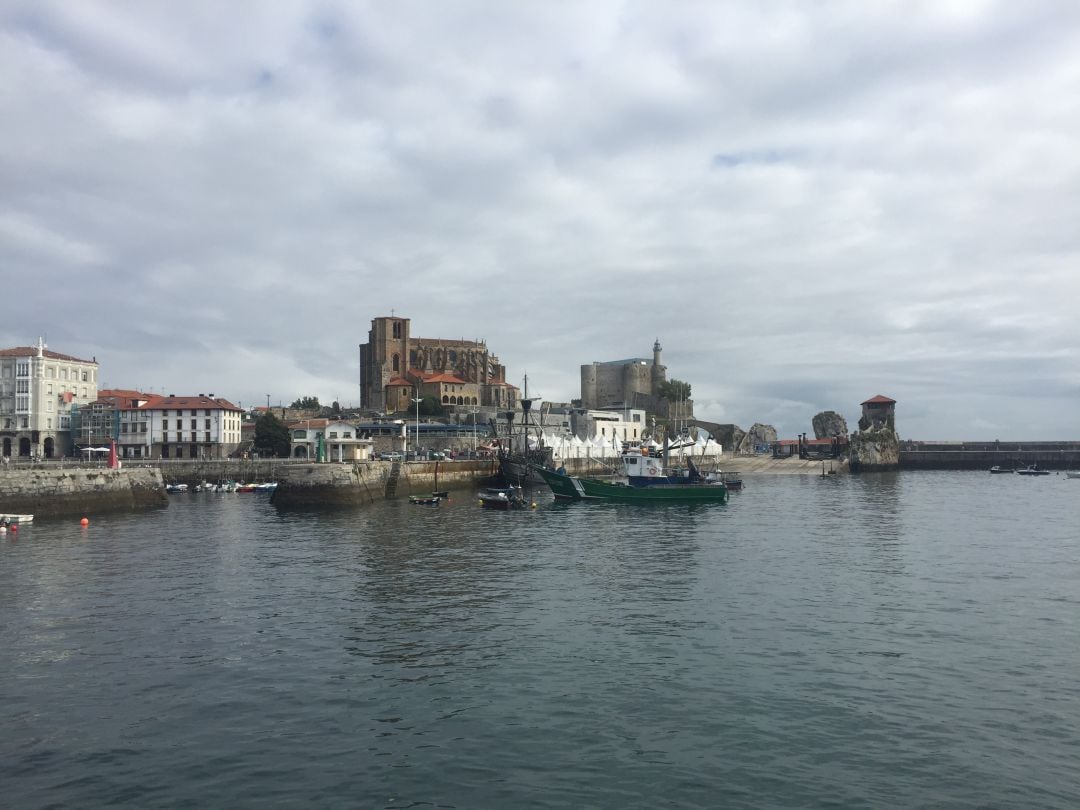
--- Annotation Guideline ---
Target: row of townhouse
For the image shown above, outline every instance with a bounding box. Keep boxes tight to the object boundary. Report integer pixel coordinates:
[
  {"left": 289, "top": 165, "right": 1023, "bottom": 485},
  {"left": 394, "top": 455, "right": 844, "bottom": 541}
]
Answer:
[
  {"left": 0, "top": 337, "right": 246, "bottom": 460},
  {"left": 90, "top": 391, "right": 245, "bottom": 460}
]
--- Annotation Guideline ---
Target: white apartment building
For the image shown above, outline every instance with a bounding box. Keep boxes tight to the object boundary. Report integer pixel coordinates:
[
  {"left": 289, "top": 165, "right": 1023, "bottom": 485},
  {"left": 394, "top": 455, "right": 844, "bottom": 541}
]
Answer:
[
  {"left": 118, "top": 394, "right": 244, "bottom": 459},
  {"left": 0, "top": 338, "right": 99, "bottom": 458},
  {"left": 575, "top": 408, "right": 648, "bottom": 444}
]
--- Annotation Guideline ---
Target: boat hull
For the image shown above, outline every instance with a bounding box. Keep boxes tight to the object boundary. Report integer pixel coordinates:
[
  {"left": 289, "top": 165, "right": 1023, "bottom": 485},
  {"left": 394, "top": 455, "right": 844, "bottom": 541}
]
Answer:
[{"left": 533, "top": 466, "right": 727, "bottom": 503}]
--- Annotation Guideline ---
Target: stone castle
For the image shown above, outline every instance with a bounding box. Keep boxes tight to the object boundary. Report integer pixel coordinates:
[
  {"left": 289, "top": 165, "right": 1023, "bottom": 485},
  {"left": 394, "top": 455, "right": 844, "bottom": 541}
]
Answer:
[{"left": 579, "top": 340, "right": 692, "bottom": 419}]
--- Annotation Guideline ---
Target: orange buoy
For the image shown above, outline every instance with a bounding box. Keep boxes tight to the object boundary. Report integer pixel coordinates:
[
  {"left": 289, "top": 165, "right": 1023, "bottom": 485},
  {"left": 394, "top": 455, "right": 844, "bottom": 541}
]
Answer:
[
  {"left": 80, "top": 517, "right": 89, "bottom": 526},
  {"left": 10, "top": 524, "right": 17, "bottom": 532}
]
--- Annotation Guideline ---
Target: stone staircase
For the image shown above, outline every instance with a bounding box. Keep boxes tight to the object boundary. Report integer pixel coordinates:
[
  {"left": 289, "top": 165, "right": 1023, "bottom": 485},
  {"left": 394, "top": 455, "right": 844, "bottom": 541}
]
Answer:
[{"left": 384, "top": 460, "right": 402, "bottom": 498}]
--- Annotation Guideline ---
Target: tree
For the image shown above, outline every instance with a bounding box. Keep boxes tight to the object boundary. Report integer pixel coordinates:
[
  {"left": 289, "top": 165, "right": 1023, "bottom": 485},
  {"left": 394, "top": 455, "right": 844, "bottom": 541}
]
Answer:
[
  {"left": 253, "top": 411, "right": 291, "bottom": 458},
  {"left": 331, "top": 400, "right": 342, "bottom": 416},
  {"left": 658, "top": 379, "right": 692, "bottom": 401},
  {"left": 289, "top": 395, "right": 321, "bottom": 410},
  {"left": 418, "top": 395, "right": 444, "bottom": 416}
]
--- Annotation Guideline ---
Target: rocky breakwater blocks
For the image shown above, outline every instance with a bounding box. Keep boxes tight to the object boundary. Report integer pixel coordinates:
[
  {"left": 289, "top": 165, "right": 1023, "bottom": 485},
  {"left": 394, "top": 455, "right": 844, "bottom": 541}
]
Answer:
[{"left": 0, "top": 467, "right": 168, "bottom": 516}]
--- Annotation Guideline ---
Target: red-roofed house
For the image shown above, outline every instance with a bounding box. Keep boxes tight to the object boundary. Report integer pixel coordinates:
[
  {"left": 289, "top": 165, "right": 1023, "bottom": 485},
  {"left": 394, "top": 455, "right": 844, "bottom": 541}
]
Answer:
[{"left": 117, "top": 394, "right": 244, "bottom": 459}]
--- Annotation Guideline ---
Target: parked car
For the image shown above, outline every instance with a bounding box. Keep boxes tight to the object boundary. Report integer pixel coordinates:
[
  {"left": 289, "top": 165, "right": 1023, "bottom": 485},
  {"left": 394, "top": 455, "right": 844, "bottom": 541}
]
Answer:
[{"left": 380, "top": 452, "right": 403, "bottom": 461}]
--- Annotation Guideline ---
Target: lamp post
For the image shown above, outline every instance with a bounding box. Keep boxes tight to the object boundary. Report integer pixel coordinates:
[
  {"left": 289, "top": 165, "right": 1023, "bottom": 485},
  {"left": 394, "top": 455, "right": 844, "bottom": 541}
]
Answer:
[
  {"left": 412, "top": 392, "right": 423, "bottom": 460},
  {"left": 471, "top": 408, "right": 478, "bottom": 454},
  {"left": 266, "top": 393, "right": 271, "bottom": 411}
]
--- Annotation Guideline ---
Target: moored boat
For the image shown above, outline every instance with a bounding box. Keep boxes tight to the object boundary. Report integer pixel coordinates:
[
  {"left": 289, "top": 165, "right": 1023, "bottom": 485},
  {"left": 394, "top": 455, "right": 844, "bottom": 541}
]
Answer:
[
  {"left": 165, "top": 483, "right": 188, "bottom": 493},
  {"left": 532, "top": 464, "right": 727, "bottom": 503},
  {"left": 1066, "top": 471, "right": 1080, "bottom": 479},
  {"left": 1016, "top": 465, "right": 1051, "bottom": 476},
  {"left": 479, "top": 485, "right": 527, "bottom": 509},
  {"left": 989, "top": 466, "right": 1015, "bottom": 474},
  {"left": 0, "top": 513, "right": 33, "bottom": 523},
  {"left": 409, "top": 495, "right": 441, "bottom": 505}
]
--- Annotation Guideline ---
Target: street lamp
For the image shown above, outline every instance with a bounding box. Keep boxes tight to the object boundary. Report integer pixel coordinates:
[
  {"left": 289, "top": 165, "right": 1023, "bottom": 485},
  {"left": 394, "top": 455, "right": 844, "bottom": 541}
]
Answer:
[
  {"left": 412, "top": 391, "right": 423, "bottom": 459},
  {"left": 471, "top": 407, "right": 479, "bottom": 454},
  {"left": 266, "top": 393, "right": 271, "bottom": 410}
]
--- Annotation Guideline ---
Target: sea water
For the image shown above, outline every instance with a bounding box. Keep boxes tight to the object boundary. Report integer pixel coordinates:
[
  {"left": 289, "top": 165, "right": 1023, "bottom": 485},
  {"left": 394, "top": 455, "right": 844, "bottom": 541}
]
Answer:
[{"left": 2, "top": 471, "right": 1078, "bottom": 808}]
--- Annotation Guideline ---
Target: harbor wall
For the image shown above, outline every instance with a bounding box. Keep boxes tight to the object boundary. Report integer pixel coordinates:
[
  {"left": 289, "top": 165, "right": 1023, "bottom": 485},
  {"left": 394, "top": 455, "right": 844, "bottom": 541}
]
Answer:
[
  {"left": 0, "top": 467, "right": 167, "bottom": 517},
  {"left": 900, "top": 448, "right": 1080, "bottom": 470}
]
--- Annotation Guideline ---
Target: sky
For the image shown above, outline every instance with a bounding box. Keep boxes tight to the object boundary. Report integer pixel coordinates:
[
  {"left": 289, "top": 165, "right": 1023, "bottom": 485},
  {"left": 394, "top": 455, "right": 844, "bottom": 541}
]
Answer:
[{"left": 2, "top": 1, "right": 1079, "bottom": 440}]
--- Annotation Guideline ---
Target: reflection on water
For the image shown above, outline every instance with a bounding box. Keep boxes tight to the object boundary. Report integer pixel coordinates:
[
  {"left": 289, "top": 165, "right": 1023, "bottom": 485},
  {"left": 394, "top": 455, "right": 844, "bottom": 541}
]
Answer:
[{"left": 2, "top": 474, "right": 1080, "bottom": 808}]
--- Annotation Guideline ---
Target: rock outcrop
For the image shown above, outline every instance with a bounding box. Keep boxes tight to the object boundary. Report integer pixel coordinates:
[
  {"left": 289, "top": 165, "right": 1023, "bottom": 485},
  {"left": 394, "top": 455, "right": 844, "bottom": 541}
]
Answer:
[
  {"left": 736, "top": 423, "right": 778, "bottom": 454},
  {"left": 849, "top": 420, "right": 900, "bottom": 472},
  {"left": 812, "top": 411, "right": 848, "bottom": 440}
]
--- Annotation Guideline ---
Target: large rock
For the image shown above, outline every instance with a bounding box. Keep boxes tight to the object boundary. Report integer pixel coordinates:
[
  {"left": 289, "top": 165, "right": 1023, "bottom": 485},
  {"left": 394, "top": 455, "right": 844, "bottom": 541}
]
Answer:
[
  {"left": 736, "top": 423, "right": 778, "bottom": 454},
  {"left": 812, "top": 411, "right": 848, "bottom": 440},
  {"left": 849, "top": 428, "right": 900, "bottom": 471}
]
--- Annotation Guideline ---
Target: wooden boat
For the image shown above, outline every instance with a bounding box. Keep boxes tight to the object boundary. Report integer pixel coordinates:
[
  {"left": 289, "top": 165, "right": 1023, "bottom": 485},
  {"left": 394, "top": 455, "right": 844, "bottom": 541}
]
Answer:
[
  {"left": 532, "top": 464, "right": 727, "bottom": 503},
  {"left": 1015, "top": 465, "right": 1051, "bottom": 476},
  {"left": 0, "top": 513, "right": 33, "bottom": 523},
  {"left": 479, "top": 486, "right": 527, "bottom": 509},
  {"left": 409, "top": 495, "right": 441, "bottom": 505},
  {"left": 989, "top": 466, "right": 1015, "bottom": 474}
]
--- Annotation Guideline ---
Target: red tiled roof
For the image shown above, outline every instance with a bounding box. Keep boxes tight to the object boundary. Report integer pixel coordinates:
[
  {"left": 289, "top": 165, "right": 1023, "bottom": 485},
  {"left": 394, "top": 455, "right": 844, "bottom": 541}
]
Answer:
[
  {"left": 0, "top": 346, "right": 97, "bottom": 364},
  {"left": 386, "top": 377, "right": 412, "bottom": 387},
  {"left": 128, "top": 394, "right": 242, "bottom": 412},
  {"left": 861, "top": 394, "right": 896, "bottom": 405},
  {"left": 286, "top": 418, "right": 330, "bottom": 428},
  {"left": 423, "top": 372, "right": 467, "bottom": 384}
]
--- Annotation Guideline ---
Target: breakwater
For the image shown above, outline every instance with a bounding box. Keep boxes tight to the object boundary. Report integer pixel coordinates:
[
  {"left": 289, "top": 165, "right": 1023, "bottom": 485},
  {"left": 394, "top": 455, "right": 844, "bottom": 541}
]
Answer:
[
  {"left": 0, "top": 467, "right": 167, "bottom": 517},
  {"left": 900, "top": 441, "right": 1080, "bottom": 470}
]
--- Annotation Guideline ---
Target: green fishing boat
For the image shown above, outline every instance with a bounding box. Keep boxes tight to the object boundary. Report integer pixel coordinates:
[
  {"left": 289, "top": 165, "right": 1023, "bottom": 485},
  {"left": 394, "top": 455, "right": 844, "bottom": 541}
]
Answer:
[{"left": 531, "top": 465, "right": 728, "bottom": 503}]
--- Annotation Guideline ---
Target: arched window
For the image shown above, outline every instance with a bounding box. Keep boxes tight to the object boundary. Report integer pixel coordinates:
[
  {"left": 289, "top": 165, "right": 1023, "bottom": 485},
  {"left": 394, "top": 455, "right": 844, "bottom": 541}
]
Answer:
[
  {"left": 457, "top": 396, "right": 464, "bottom": 405},
  {"left": 471, "top": 397, "right": 478, "bottom": 405},
  {"left": 392, "top": 354, "right": 400, "bottom": 372},
  {"left": 442, "top": 395, "right": 449, "bottom": 404},
  {"left": 392, "top": 321, "right": 402, "bottom": 338}
]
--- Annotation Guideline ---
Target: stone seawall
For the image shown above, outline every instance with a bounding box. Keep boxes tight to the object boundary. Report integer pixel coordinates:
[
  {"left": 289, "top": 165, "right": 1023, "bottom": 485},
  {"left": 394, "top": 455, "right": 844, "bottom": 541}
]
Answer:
[
  {"left": 0, "top": 467, "right": 167, "bottom": 517},
  {"left": 272, "top": 459, "right": 503, "bottom": 507},
  {"left": 900, "top": 450, "right": 1080, "bottom": 470}
]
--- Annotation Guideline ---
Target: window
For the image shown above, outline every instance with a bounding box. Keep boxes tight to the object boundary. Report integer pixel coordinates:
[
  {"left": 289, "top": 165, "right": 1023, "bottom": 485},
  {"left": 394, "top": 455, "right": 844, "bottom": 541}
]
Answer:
[
  {"left": 82, "top": 371, "right": 88, "bottom": 382},
  {"left": 329, "top": 432, "right": 338, "bottom": 438},
  {"left": 204, "top": 409, "right": 210, "bottom": 416},
  {"left": 205, "top": 419, "right": 211, "bottom": 429},
  {"left": 16, "top": 380, "right": 28, "bottom": 393},
  {"left": 392, "top": 354, "right": 400, "bottom": 372},
  {"left": 47, "top": 400, "right": 53, "bottom": 411},
  {"left": 392, "top": 321, "right": 402, "bottom": 338},
  {"left": 60, "top": 415, "right": 70, "bottom": 428},
  {"left": 16, "top": 396, "right": 28, "bottom": 410},
  {"left": 190, "top": 419, "right": 197, "bottom": 430},
  {"left": 47, "top": 384, "right": 53, "bottom": 395},
  {"left": 46, "top": 367, "right": 54, "bottom": 379},
  {"left": 47, "top": 418, "right": 52, "bottom": 428},
  {"left": 162, "top": 419, "right": 169, "bottom": 430},
  {"left": 60, "top": 368, "right": 68, "bottom": 380},
  {"left": 16, "top": 362, "right": 29, "bottom": 377}
]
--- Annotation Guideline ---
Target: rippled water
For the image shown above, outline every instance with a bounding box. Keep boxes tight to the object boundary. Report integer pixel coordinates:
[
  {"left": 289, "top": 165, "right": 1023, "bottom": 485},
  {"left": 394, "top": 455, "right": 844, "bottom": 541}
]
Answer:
[{"left": 2, "top": 472, "right": 1079, "bottom": 808}]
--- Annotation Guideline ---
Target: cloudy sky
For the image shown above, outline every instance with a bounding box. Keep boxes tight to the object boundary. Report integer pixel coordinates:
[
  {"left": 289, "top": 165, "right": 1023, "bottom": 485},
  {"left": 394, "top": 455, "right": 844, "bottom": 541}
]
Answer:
[{"left": 2, "top": 1, "right": 1078, "bottom": 439}]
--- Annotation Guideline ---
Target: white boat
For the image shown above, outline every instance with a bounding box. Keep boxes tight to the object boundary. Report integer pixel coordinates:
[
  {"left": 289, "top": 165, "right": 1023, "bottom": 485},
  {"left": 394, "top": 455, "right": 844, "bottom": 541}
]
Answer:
[
  {"left": 165, "top": 483, "right": 189, "bottom": 493},
  {"left": 0, "top": 513, "right": 33, "bottom": 522},
  {"left": 1066, "top": 471, "right": 1080, "bottom": 479}
]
